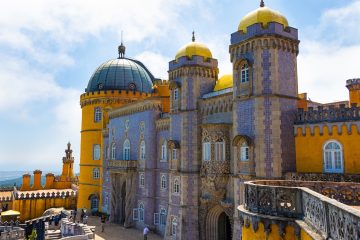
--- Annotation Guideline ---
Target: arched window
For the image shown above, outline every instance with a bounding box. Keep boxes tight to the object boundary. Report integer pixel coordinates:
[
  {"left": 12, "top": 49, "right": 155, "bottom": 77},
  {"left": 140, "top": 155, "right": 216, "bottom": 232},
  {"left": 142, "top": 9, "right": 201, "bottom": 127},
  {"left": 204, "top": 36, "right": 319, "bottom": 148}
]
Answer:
[
  {"left": 123, "top": 139, "right": 130, "bottom": 160},
  {"left": 139, "top": 202, "right": 144, "bottom": 222},
  {"left": 323, "top": 141, "right": 344, "bottom": 173},
  {"left": 203, "top": 141, "right": 211, "bottom": 161},
  {"left": 94, "top": 107, "right": 102, "bottom": 122},
  {"left": 240, "top": 63, "right": 249, "bottom": 83},
  {"left": 161, "top": 140, "right": 167, "bottom": 161},
  {"left": 240, "top": 142, "right": 249, "bottom": 161},
  {"left": 140, "top": 140, "right": 146, "bottom": 160},
  {"left": 161, "top": 175, "right": 167, "bottom": 189},
  {"left": 111, "top": 143, "right": 116, "bottom": 160},
  {"left": 215, "top": 140, "right": 225, "bottom": 161},
  {"left": 173, "top": 89, "right": 179, "bottom": 101},
  {"left": 173, "top": 178, "right": 180, "bottom": 194},
  {"left": 139, "top": 173, "right": 145, "bottom": 187},
  {"left": 93, "top": 144, "right": 101, "bottom": 160},
  {"left": 160, "top": 208, "right": 167, "bottom": 226},
  {"left": 93, "top": 168, "right": 100, "bottom": 179},
  {"left": 171, "top": 217, "right": 177, "bottom": 236}
]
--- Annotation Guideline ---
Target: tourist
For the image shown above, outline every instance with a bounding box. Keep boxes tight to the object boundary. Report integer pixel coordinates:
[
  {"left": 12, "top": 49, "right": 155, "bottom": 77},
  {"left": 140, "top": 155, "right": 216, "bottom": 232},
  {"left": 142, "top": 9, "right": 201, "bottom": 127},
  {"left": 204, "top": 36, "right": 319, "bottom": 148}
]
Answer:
[
  {"left": 100, "top": 214, "right": 106, "bottom": 232},
  {"left": 80, "top": 208, "right": 86, "bottom": 223},
  {"left": 143, "top": 226, "right": 150, "bottom": 240}
]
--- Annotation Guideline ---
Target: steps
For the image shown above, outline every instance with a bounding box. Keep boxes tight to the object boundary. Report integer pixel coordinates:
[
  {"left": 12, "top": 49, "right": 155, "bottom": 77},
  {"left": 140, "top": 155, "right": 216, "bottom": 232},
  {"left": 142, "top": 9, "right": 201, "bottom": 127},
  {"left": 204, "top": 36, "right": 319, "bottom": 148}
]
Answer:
[{"left": 45, "top": 229, "right": 62, "bottom": 240}]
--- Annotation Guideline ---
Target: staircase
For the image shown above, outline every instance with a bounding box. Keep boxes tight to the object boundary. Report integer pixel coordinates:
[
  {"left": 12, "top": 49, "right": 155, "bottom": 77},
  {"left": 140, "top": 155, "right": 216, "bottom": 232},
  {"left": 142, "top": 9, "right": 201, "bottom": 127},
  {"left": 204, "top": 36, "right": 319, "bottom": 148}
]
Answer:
[{"left": 45, "top": 229, "right": 62, "bottom": 240}]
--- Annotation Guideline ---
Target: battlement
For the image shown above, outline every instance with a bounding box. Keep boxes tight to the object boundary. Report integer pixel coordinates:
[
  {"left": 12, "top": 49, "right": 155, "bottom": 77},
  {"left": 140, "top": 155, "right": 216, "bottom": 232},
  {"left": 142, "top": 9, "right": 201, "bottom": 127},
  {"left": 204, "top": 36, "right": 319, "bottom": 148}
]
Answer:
[
  {"left": 80, "top": 89, "right": 151, "bottom": 100},
  {"left": 169, "top": 55, "right": 218, "bottom": 72},
  {"left": 14, "top": 189, "right": 76, "bottom": 200},
  {"left": 154, "top": 79, "right": 169, "bottom": 86},
  {"left": 295, "top": 104, "right": 360, "bottom": 124},
  {"left": 346, "top": 78, "right": 360, "bottom": 86},
  {"left": 230, "top": 22, "right": 298, "bottom": 46}
]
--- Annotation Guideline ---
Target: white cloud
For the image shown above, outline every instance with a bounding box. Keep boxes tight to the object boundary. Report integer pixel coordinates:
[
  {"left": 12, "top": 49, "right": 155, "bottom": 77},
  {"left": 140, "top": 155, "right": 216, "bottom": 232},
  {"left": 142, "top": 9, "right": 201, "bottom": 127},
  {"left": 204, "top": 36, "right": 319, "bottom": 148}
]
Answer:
[
  {"left": 298, "top": 1, "right": 360, "bottom": 103},
  {"left": 135, "top": 51, "right": 170, "bottom": 80}
]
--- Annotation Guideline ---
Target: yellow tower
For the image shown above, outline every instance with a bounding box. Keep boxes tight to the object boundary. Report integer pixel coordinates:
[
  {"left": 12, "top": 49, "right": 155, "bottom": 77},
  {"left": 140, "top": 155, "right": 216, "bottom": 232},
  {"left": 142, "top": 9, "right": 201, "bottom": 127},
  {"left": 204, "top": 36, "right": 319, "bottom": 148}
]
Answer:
[{"left": 77, "top": 43, "right": 156, "bottom": 211}]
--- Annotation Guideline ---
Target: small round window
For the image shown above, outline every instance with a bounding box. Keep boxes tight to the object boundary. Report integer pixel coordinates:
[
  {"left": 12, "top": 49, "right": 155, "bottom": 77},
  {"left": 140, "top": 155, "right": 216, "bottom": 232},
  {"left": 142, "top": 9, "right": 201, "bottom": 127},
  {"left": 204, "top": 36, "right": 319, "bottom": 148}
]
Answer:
[
  {"left": 128, "top": 83, "right": 136, "bottom": 90},
  {"left": 98, "top": 83, "right": 104, "bottom": 89}
]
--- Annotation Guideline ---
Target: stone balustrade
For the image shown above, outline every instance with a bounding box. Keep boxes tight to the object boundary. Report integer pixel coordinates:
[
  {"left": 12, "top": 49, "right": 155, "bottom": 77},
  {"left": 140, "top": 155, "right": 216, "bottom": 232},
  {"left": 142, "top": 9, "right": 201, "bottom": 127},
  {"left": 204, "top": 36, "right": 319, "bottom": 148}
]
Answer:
[
  {"left": 295, "top": 104, "right": 360, "bottom": 124},
  {"left": 60, "top": 218, "right": 94, "bottom": 239},
  {"left": 285, "top": 172, "right": 360, "bottom": 183},
  {"left": 0, "top": 225, "right": 25, "bottom": 240},
  {"left": 242, "top": 180, "right": 360, "bottom": 240},
  {"left": 107, "top": 160, "right": 137, "bottom": 171}
]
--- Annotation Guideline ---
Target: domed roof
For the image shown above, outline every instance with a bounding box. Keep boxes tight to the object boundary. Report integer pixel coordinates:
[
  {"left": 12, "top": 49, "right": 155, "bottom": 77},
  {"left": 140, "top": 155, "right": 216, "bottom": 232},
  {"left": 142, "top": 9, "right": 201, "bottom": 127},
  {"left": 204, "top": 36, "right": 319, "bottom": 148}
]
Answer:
[
  {"left": 175, "top": 32, "right": 212, "bottom": 61},
  {"left": 86, "top": 46, "right": 154, "bottom": 93},
  {"left": 214, "top": 74, "right": 233, "bottom": 91},
  {"left": 238, "top": 2, "right": 288, "bottom": 33}
]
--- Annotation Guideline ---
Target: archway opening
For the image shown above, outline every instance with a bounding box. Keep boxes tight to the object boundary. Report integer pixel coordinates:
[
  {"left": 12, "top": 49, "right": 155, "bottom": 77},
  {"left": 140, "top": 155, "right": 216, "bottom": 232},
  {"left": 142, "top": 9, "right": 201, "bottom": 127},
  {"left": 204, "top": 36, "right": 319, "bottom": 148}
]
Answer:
[{"left": 218, "top": 212, "right": 231, "bottom": 240}]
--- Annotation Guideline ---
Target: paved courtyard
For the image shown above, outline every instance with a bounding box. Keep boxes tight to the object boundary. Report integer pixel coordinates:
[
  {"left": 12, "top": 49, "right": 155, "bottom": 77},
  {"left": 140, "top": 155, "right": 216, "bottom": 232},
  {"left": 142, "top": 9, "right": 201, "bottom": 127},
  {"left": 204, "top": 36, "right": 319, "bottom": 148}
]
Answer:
[{"left": 87, "top": 216, "right": 161, "bottom": 240}]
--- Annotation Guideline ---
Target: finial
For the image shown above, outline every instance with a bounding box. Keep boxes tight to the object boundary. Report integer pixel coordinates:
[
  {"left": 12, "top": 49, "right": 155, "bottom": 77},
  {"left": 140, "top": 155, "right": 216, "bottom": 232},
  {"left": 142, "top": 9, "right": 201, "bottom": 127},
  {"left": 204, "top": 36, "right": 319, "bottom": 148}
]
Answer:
[
  {"left": 260, "top": 0, "right": 265, "bottom": 7},
  {"left": 192, "top": 31, "right": 195, "bottom": 42},
  {"left": 118, "top": 31, "right": 126, "bottom": 58}
]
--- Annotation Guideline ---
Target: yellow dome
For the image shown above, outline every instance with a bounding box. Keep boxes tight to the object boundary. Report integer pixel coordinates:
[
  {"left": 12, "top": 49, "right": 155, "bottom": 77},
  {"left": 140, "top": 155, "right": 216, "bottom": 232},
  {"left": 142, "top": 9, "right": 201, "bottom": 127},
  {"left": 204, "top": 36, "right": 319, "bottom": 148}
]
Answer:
[
  {"left": 238, "top": 6, "right": 288, "bottom": 33},
  {"left": 175, "top": 42, "right": 212, "bottom": 61},
  {"left": 214, "top": 74, "right": 233, "bottom": 91}
]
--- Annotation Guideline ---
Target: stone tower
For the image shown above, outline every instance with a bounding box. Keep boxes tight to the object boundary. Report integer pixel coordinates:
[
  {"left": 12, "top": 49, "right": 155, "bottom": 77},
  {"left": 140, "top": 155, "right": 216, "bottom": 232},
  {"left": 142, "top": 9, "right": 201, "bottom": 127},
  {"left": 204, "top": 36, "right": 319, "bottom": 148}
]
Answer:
[
  {"left": 230, "top": 2, "right": 300, "bottom": 178},
  {"left": 166, "top": 34, "right": 218, "bottom": 239}
]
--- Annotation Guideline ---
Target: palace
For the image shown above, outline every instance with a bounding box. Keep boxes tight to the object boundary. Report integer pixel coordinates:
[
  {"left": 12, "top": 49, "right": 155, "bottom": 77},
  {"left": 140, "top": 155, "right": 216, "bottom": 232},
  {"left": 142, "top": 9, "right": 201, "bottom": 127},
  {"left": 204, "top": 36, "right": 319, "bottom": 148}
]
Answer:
[{"left": 77, "top": 1, "right": 360, "bottom": 239}]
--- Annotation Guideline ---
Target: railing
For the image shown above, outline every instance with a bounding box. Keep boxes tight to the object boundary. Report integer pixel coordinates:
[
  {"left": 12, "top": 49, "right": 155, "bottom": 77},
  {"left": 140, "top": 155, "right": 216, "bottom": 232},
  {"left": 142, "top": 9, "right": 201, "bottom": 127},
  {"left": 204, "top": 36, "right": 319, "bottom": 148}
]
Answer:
[
  {"left": 243, "top": 180, "right": 360, "bottom": 240},
  {"left": 285, "top": 172, "right": 360, "bottom": 183},
  {"left": 107, "top": 160, "right": 137, "bottom": 170},
  {"left": 295, "top": 105, "right": 360, "bottom": 124}
]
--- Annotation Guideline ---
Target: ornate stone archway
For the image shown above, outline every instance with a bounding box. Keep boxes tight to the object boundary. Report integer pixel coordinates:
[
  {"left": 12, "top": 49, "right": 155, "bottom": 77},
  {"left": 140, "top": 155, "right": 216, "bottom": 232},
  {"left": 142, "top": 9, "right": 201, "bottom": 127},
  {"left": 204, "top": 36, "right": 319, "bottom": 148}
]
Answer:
[{"left": 205, "top": 205, "right": 233, "bottom": 240}]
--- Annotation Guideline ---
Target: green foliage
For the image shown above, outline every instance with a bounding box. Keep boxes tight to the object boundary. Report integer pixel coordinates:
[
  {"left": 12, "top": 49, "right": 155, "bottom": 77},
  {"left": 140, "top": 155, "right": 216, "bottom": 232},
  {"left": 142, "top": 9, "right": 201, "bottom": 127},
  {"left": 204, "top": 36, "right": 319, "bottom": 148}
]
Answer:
[{"left": 28, "top": 229, "right": 37, "bottom": 240}]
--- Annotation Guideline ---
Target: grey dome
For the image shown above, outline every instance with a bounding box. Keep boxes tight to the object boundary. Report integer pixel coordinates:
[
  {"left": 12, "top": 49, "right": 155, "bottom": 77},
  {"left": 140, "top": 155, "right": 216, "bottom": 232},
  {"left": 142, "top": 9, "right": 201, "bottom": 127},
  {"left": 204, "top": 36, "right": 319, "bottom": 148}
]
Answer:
[{"left": 86, "top": 58, "right": 154, "bottom": 93}]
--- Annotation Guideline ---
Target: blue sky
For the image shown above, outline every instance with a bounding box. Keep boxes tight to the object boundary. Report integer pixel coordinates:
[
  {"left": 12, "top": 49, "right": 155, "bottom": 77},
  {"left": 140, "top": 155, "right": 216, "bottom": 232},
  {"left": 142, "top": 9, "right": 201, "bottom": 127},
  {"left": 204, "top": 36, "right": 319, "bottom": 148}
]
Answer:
[{"left": 0, "top": 0, "right": 359, "bottom": 172}]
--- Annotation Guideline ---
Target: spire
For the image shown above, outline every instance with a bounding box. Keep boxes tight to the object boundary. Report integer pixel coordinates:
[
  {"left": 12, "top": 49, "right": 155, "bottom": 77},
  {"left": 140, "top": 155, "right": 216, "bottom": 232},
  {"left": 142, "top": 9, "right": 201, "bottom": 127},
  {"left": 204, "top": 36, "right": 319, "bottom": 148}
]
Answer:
[
  {"left": 192, "top": 31, "right": 195, "bottom": 42},
  {"left": 118, "top": 31, "right": 126, "bottom": 58},
  {"left": 260, "top": 0, "right": 265, "bottom": 7},
  {"left": 63, "top": 142, "right": 74, "bottom": 163}
]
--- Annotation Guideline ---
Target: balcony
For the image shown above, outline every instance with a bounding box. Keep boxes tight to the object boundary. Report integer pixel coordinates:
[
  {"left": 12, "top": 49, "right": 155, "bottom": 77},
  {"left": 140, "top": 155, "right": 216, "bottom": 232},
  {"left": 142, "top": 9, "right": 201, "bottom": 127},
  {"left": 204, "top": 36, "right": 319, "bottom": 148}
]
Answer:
[
  {"left": 107, "top": 160, "right": 137, "bottom": 172},
  {"left": 240, "top": 180, "right": 360, "bottom": 239}
]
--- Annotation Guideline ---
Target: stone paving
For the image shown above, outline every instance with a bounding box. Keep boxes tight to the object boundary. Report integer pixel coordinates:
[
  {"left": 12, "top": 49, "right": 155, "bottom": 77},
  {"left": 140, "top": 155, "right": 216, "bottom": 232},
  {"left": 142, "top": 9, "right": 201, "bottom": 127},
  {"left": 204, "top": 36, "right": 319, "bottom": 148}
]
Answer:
[{"left": 87, "top": 216, "right": 161, "bottom": 240}]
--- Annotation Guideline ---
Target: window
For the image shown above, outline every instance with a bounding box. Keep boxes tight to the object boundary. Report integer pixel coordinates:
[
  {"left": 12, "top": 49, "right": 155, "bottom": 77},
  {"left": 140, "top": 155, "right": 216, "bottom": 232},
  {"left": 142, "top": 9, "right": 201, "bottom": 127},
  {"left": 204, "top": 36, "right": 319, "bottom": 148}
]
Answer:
[
  {"left": 140, "top": 140, "right": 146, "bottom": 160},
  {"left": 93, "top": 168, "right": 100, "bottom": 179},
  {"left": 161, "top": 175, "right": 167, "bottom": 190},
  {"left": 173, "top": 178, "right": 180, "bottom": 194},
  {"left": 172, "top": 149, "right": 177, "bottom": 160},
  {"left": 240, "top": 142, "right": 249, "bottom": 161},
  {"left": 93, "top": 144, "right": 101, "bottom": 160},
  {"left": 203, "top": 142, "right": 211, "bottom": 161},
  {"left": 133, "top": 208, "right": 139, "bottom": 221},
  {"left": 215, "top": 141, "right": 225, "bottom": 161},
  {"left": 111, "top": 143, "right": 116, "bottom": 160},
  {"left": 171, "top": 217, "right": 177, "bottom": 236},
  {"left": 94, "top": 107, "right": 102, "bottom": 122},
  {"left": 90, "top": 197, "right": 98, "bottom": 210},
  {"left": 174, "top": 89, "right": 179, "bottom": 100},
  {"left": 139, "top": 173, "right": 145, "bottom": 188},
  {"left": 123, "top": 139, "right": 130, "bottom": 160},
  {"left": 160, "top": 208, "right": 167, "bottom": 226},
  {"left": 139, "top": 203, "right": 144, "bottom": 222},
  {"left": 240, "top": 63, "right": 249, "bottom": 83},
  {"left": 161, "top": 140, "right": 167, "bottom": 161},
  {"left": 323, "top": 141, "right": 344, "bottom": 173}
]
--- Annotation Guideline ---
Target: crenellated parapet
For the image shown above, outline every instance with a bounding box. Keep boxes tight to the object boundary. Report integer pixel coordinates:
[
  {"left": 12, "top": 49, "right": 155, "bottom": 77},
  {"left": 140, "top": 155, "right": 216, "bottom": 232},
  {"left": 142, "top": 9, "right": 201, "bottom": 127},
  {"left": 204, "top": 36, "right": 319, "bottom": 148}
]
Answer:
[
  {"left": 14, "top": 189, "right": 76, "bottom": 200},
  {"left": 199, "top": 93, "right": 233, "bottom": 116},
  {"left": 294, "top": 121, "right": 360, "bottom": 136},
  {"left": 295, "top": 104, "right": 360, "bottom": 124},
  {"left": 155, "top": 117, "right": 170, "bottom": 131},
  {"left": 80, "top": 90, "right": 151, "bottom": 107},
  {"left": 168, "top": 65, "right": 218, "bottom": 81},
  {"left": 346, "top": 78, "right": 360, "bottom": 90}
]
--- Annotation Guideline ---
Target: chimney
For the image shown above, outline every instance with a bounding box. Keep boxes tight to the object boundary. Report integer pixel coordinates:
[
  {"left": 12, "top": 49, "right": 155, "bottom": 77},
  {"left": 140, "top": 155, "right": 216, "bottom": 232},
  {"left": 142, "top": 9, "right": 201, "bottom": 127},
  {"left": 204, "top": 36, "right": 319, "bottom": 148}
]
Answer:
[
  {"left": 45, "top": 173, "right": 55, "bottom": 189},
  {"left": 20, "top": 173, "right": 31, "bottom": 191},
  {"left": 32, "top": 170, "right": 43, "bottom": 190}
]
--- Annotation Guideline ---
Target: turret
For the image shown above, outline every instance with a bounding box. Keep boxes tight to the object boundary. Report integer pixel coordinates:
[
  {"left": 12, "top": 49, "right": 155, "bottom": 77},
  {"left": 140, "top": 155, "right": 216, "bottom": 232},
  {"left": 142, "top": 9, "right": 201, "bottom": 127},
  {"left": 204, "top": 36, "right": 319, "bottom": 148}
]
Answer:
[
  {"left": 61, "top": 142, "right": 75, "bottom": 180},
  {"left": 346, "top": 79, "right": 360, "bottom": 106},
  {"left": 20, "top": 173, "right": 31, "bottom": 191},
  {"left": 32, "top": 170, "right": 42, "bottom": 190}
]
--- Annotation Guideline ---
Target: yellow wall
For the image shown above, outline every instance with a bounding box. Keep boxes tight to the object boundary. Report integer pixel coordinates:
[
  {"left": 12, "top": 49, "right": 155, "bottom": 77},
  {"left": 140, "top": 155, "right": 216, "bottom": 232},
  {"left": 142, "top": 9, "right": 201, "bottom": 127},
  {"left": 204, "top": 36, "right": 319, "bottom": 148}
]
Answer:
[
  {"left": 242, "top": 222, "right": 313, "bottom": 240},
  {"left": 349, "top": 89, "right": 360, "bottom": 106},
  {"left": 296, "top": 124, "right": 360, "bottom": 173},
  {"left": 12, "top": 196, "right": 76, "bottom": 222}
]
